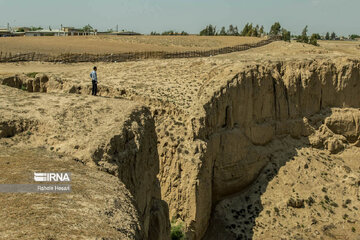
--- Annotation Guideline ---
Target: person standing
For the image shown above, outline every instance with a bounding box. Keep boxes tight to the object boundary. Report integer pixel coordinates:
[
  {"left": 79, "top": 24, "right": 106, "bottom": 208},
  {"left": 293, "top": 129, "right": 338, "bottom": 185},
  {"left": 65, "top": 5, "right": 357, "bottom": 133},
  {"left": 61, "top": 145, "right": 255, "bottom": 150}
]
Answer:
[{"left": 90, "top": 66, "right": 98, "bottom": 96}]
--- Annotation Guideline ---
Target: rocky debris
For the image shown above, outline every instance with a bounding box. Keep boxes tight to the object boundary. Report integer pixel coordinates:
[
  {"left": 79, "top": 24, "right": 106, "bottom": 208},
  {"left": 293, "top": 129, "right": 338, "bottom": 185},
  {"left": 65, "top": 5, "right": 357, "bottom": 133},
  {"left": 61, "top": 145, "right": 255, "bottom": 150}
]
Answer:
[
  {"left": 324, "top": 136, "right": 346, "bottom": 154},
  {"left": 287, "top": 198, "right": 305, "bottom": 208},
  {"left": 308, "top": 108, "right": 360, "bottom": 154}
]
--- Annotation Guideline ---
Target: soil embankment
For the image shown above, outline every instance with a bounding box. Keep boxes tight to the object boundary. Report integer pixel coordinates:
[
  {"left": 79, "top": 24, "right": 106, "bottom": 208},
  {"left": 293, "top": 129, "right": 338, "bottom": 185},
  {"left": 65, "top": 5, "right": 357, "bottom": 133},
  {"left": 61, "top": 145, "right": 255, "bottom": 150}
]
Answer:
[{"left": 0, "top": 86, "right": 170, "bottom": 240}]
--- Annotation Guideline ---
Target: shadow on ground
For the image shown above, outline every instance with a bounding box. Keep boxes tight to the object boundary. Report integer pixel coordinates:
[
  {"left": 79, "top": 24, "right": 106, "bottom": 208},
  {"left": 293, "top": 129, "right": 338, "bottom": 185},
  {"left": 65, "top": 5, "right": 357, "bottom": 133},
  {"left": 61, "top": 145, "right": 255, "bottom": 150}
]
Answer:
[{"left": 203, "top": 136, "right": 315, "bottom": 240}]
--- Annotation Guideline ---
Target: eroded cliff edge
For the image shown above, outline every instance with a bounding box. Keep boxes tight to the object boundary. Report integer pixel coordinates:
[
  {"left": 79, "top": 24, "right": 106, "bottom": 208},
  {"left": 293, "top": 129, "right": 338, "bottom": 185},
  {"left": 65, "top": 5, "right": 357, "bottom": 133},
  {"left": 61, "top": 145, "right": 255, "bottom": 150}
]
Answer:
[
  {"left": 0, "top": 86, "right": 170, "bottom": 240},
  {"left": 159, "top": 58, "right": 360, "bottom": 239}
]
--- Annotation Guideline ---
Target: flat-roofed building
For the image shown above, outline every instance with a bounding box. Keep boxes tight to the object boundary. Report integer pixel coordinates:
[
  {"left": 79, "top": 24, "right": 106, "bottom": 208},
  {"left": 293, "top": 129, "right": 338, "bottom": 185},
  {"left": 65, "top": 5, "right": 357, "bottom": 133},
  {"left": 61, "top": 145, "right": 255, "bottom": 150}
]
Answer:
[
  {"left": 61, "top": 27, "right": 96, "bottom": 36},
  {"left": 0, "top": 29, "right": 12, "bottom": 37},
  {"left": 25, "top": 29, "right": 65, "bottom": 36}
]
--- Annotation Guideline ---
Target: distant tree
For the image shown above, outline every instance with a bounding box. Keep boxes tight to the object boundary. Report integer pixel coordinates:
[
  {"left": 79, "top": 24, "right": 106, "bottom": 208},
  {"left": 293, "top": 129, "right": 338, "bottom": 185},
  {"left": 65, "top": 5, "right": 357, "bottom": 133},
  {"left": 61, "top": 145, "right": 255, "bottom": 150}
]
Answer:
[
  {"left": 252, "top": 25, "right": 258, "bottom": 37},
  {"left": 150, "top": 31, "right": 160, "bottom": 35},
  {"left": 281, "top": 28, "right": 291, "bottom": 42},
  {"left": 309, "top": 34, "right": 319, "bottom": 46},
  {"left": 240, "top": 23, "right": 262, "bottom": 37},
  {"left": 240, "top": 23, "right": 251, "bottom": 36},
  {"left": 269, "top": 22, "right": 281, "bottom": 36},
  {"left": 259, "top": 25, "right": 265, "bottom": 36},
  {"left": 227, "top": 24, "right": 238, "bottom": 36},
  {"left": 312, "top": 33, "right": 321, "bottom": 40},
  {"left": 247, "top": 23, "right": 254, "bottom": 36},
  {"left": 331, "top": 32, "right": 336, "bottom": 40},
  {"left": 219, "top": 26, "right": 227, "bottom": 36},
  {"left": 242, "top": 23, "right": 256, "bottom": 36},
  {"left": 162, "top": 30, "right": 175, "bottom": 35},
  {"left": 83, "top": 24, "right": 93, "bottom": 33},
  {"left": 254, "top": 25, "right": 259, "bottom": 36},
  {"left": 199, "top": 25, "right": 216, "bottom": 36},
  {"left": 301, "top": 25, "right": 308, "bottom": 37},
  {"left": 226, "top": 25, "right": 239, "bottom": 36},
  {"left": 325, "top": 32, "right": 330, "bottom": 40},
  {"left": 30, "top": 26, "right": 43, "bottom": 31},
  {"left": 227, "top": 24, "right": 234, "bottom": 35},
  {"left": 233, "top": 26, "right": 239, "bottom": 36},
  {"left": 160, "top": 30, "right": 188, "bottom": 36},
  {"left": 17, "top": 28, "right": 25, "bottom": 32},
  {"left": 297, "top": 25, "right": 309, "bottom": 43},
  {"left": 349, "top": 34, "right": 360, "bottom": 40}
]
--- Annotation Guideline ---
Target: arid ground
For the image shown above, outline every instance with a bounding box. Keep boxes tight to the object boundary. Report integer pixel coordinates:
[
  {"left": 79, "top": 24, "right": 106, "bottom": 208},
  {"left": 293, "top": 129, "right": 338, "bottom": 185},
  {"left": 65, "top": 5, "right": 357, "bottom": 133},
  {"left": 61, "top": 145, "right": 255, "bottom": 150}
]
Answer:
[
  {"left": 0, "top": 35, "right": 261, "bottom": 55},
  {"left": 1, "top": 38, "right": 360, "bottom": 240}
]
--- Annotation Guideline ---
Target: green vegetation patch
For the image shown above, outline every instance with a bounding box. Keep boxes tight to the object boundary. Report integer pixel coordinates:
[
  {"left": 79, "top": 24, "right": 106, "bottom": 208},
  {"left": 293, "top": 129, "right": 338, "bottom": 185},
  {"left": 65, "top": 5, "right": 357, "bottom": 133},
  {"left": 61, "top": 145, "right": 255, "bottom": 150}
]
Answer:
[
  {"left": 171, "top": 219, "right": 185, "bottom": 240},
  {"left": 25, "top": 72, "right": 39, "bottom": 78}
]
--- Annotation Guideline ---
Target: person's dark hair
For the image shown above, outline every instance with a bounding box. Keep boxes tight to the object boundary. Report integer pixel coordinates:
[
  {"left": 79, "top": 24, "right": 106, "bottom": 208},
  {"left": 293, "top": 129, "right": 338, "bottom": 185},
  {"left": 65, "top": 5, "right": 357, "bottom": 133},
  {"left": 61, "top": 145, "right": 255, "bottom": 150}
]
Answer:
[{"left": 93, "top": 66, "right": 97, "bottom": 70}]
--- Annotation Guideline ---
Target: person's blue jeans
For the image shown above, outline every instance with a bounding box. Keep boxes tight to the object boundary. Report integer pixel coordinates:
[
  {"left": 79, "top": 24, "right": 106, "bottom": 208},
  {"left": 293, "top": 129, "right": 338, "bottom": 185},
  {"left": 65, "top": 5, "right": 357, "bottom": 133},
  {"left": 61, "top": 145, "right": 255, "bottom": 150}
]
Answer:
[{"left": 92, "top": 81, "right": 97, "bottom": 96}]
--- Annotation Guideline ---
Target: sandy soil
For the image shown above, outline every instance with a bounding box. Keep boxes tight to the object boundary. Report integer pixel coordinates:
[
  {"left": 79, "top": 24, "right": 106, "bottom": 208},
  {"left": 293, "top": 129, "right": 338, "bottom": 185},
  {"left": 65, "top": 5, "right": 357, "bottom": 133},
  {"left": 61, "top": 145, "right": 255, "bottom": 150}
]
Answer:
[
  {"left": 1, "top": 40, "right": 360, "bottom": 240},
  {"left": 0, "top": 35, "right": 261, "bottom": 55},
  {"left": 0, "top": 147, "right": 140, "bottom": 240},
  {"left": 318, "top": 40, "right": 360, "bottom": 55},
  {"left": 205, "top": 137, "right": 360, "bottom": 240}
]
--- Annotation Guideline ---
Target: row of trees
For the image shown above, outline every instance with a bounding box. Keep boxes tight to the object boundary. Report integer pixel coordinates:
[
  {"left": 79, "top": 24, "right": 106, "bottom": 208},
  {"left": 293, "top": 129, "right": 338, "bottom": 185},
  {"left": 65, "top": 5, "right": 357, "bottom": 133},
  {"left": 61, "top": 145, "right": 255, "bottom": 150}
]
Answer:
[
  {"left": 199, "top": 22, "right": 360, "bottom": 47},
  {"left": 200, "top": 24, "right": 265, "bottom": 37},
  {"left": 296, "top": 25, "right": 319, "bottom": 46},
  {"left": 325, "top": 32, "right": 337, "bottom": 40},
  {"left": 350, "top": 34, "right": 360, "bottom": 40},
  {"left": 267, "top": 22, "right": 319, "bottom": 46},
  {"left": 17, "top": 26, "right": 43, "bottom": 32},
  {"left": 150, "top": 30, "right": 189, "bottom": 36}
]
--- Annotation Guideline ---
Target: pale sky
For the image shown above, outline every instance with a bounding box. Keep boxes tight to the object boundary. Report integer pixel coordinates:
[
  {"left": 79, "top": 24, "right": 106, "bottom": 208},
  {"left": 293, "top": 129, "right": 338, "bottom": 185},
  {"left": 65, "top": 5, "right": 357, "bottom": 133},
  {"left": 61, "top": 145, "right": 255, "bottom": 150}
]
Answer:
[{"left": 0, "top": 0, "right": 358, "bottom": 36}]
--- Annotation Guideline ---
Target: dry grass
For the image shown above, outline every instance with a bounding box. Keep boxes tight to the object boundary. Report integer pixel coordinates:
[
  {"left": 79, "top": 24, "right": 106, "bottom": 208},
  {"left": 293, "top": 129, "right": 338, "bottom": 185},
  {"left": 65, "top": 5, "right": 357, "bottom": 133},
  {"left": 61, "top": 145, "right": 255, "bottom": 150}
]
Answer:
[
  {"left": 0, "top": 35, "right": 262, "bottom": 55},
  {"left": 0, "top": 147, "right": 139, "bottom": 240},
  {"left": 318, "top": 40, "right": 360, "bottom": 55}
]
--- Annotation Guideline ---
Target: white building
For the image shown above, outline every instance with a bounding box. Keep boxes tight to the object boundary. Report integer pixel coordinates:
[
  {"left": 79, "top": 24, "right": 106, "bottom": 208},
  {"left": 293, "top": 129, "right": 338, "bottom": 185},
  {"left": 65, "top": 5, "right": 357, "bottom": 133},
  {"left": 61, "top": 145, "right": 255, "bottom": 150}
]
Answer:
[
  {"left": 24, "top": 27, "right": 97, "bottom": 37},
  {"left": 25, "top": 29, "right": 65, "bottom": 37}
]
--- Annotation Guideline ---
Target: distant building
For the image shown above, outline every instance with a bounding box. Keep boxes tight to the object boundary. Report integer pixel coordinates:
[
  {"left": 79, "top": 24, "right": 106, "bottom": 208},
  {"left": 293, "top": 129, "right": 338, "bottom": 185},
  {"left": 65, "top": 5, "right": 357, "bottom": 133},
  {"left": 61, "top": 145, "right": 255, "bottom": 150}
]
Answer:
[
  {"left": 25, "top": 29, "right": 65, "bottom": 37},
  {"left": 2, "top": 26, "right": 97, "bottom": 37},
  {"left": 24, "top": 27, "right": 96, "bottom": 37},
  {"left": 97, "top": 31, "right": 141, "bottom": 36},
  {"left": 0, "top": 29, "right": 12, "bottom": 37},
  {"left": 62, "top": 27, "right": 96, "bottom": 36}
]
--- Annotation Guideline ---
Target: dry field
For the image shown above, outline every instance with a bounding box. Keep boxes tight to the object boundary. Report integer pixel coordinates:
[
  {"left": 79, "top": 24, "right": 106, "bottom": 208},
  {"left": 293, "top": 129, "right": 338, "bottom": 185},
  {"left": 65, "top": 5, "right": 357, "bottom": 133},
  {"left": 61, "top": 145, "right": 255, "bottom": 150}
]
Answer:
[
  {"left": 0, "top": 35, "right": 262, "bottom": 55},
  {"left": 318, "top": 40, "right": 360, "bottom": 55}
]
